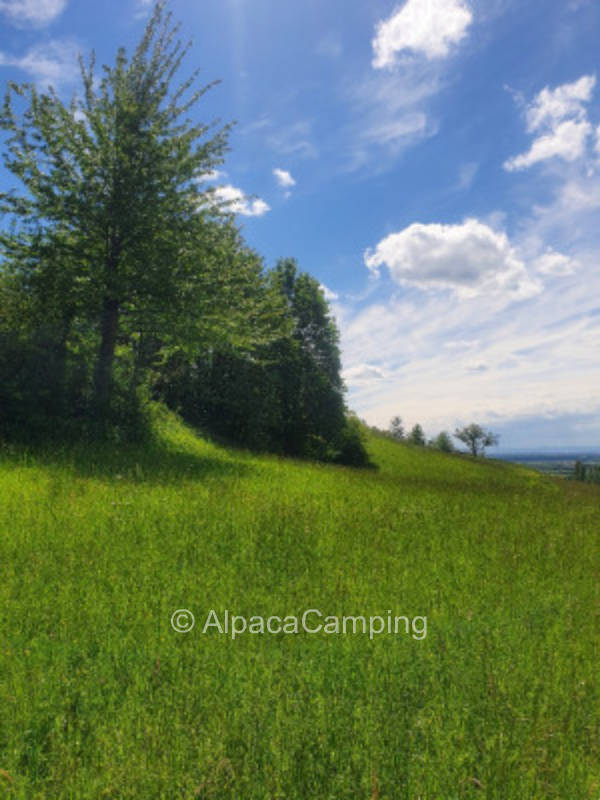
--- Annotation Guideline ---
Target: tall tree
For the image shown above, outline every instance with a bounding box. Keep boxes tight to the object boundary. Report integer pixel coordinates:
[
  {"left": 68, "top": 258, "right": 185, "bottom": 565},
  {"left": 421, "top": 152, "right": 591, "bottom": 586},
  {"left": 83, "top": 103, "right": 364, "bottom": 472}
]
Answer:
[
  {"left": 430, "top": 431, "right": 454, "bottom": 452},
  {"left": 454, "top": 423, "right": 499, "bottom": 457},
  {"left": 407, "top": 423, "right": 426, "bottom": 446},
  {"left": 267, "top": 258, "right": 346, "bottom": 455},
  {"left": 0, "top": 1, "right": 241, "bottom": 418},
  {"left": 389, "top": 416, "right": 404, "bottom": 441}
]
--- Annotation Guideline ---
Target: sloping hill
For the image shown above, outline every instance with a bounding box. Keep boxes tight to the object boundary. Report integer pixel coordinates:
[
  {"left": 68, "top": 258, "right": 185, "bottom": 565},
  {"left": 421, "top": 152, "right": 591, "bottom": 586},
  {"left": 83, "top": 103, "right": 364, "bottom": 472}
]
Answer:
[{"left": 0, "top": 414, "right": 598, "bottom": 799}]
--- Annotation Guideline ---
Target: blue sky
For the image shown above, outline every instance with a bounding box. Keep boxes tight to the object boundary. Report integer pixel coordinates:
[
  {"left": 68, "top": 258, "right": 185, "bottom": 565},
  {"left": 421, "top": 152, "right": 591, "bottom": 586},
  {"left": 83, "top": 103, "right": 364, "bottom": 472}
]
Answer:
[{"left": 1, "top": 0, "right": 600, "bottom": 449}]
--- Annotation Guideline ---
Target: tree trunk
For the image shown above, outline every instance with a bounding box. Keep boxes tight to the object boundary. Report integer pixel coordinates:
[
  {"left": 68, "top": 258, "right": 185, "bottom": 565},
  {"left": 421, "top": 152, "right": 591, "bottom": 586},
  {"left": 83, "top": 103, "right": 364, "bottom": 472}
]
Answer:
[{"left": 93, "top": 296, "right": 119, "bottom": 418}]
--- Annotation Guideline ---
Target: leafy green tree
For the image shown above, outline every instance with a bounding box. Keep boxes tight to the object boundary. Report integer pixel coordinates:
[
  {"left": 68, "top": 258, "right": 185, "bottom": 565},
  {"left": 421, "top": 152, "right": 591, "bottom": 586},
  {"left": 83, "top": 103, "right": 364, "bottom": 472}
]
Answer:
[
  {"left": 407, "top": 423, "right": 426, "bottom": 446},
  {"left": 454, "top": 423, "right": 499, "bottom": 456},
  {"left": 389, "top": 416, "right": 404, "bottom": 441},
  {"left": 430, "top": 431, "right": 454, "bottom": 452},
  {"left": 153, "top": 256, "right": 366, "bottom": 464},
  {"left": 0, "top": 1, "right": 252, "bottom": 419},
  {"left": 266, "top": 258, "right": 346, "bottom": 456}
]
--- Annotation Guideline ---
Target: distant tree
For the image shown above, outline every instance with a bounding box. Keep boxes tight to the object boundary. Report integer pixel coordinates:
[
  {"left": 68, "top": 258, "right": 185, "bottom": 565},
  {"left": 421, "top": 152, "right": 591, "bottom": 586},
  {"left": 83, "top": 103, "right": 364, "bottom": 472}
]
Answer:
[
  {"left": 454, "top": 423, "right": 499, "bottom": 456},
  {"left": 389, "top": 416, "right": 404, "bottom": 441},
  {"left": 431, "top": 431, "right": 454, "bottom": 452},
  {"left": 573, "top": 460, "right": 600, "bottom": 483},
  {"left": 407, "top": 423, "right": 426, "bottom": 446}
]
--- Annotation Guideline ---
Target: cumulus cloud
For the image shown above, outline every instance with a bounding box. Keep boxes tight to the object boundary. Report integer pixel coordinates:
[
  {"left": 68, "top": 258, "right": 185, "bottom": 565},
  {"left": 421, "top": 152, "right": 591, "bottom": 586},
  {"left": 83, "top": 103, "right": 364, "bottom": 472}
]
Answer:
[
  {"left": 364, "top": 219, "right": 540, "bottom": 299},
  {"left": 350, "top": 0, "right": 470, "bottom": 171},
  {"left": 525, "top": 74, "right": 595, "bottom": 130},
  {"left": 0, "top": 39, "right": 80, "bottom": 88},
  {"left": 0, "top": 0, "right": 66, "bottom": 26},
  {"left": 505, "top": 74, "right": 596, "bottom": 171},
  {"left": 533, "top": 250, "right": 576, "bottom": 276},
  {"left": 211, "top": 184, "right": 270, "bottom": 217},
  {"left": 505, "top": 119, "right": 591, "bottom": 171},
  {"left": 273, "top": 168, "right": 296, "bottom": 188},
  {"left": 372, "top": 0, "right": 473, "bottom": 69},
  {"left": 338, "top": 251, "right": 600, "bottom": 445}
]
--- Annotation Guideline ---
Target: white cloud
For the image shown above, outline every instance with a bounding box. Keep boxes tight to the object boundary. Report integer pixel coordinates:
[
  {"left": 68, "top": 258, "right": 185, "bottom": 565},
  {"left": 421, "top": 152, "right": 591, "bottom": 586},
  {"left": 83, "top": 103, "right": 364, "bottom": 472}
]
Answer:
[
  {"left": 196, "top": 170, "right": 224, "bottom": 183},
  {"left": 372, "top": 0, "right": 473, "bottom": 68},
  {"left": 211, "top": 184, "right": 270, "bottom": 217},
  {"left": 505, "top": 118, "right": 592, "bottom": 171},
  {"left": 596, "top": 125, "right": 600, "bottom": 155},
  {"left": 526, "top": 74, "right": 596, "bottom": 131},
  {"left": 343, "top": 364, "right": 386, "bottom": 383},
  {"left": 337, "top": 253, "right": 600, "bottom": 441},
  {"left": 0, "top": 0, "right": 66, "bottom": 26},
  {"left": 342, "top": 70, "right": 439, "bottom": 172},
  {"left": 505, "top": 74, "right": 596, "bottom": 171},
  {"left": 360, "top": 112, "right": 428, "bottom": 148},
  {"left": 533, "top": 250, "right": 576, "bottom": 276},
  {"left": 0, "top": 39, "right": 80, "bottom": 88},
  {"left": 258, "top": 119, "right": 318, "bottom": 160},
  {"left": 443, "top": 338, "right": 480, "bottom": 350},
  {"left": 320, "top": 283, "right": 339, "bottom": 302},
  {"left": 273, "top": 168, "right": 296, "bottom": 188},
  {"left": 337, "top": 72, "right": 600, "bottom": 443},
  {"left": 364, "top": 219, "right": 540, "bottom": 299},
  {"left": 554, "top": 174, "right": 600, "bottom": 214}
]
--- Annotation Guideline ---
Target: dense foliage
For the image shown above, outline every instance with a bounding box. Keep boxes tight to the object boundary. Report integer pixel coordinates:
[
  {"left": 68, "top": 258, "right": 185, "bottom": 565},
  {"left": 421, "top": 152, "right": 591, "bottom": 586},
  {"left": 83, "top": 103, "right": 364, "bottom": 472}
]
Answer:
[
  {"left": 0, "top": 2, "right": 367, "bottom": 465},
  {"left": 454, "top": 423, "right": 500, "bottom": 456}
]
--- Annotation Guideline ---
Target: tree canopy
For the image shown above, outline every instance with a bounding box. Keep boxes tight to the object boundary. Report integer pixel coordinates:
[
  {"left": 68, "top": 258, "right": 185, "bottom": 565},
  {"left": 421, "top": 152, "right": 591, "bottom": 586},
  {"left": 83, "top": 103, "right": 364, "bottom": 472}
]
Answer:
[
  {"left": 0, "top": 1, "right": 273, "bottom": 418},
  {"left": 389, "top": 416, "right": 404, "bottom": 441},
  {"left": 407, "top": 423, "right": 426, "bottom": 446},
  {"left": 454, "top": 424, "right": 499, "bottom": 457},
  {"left": 0, "top": 3, "right": 367, "bottom": 466}
]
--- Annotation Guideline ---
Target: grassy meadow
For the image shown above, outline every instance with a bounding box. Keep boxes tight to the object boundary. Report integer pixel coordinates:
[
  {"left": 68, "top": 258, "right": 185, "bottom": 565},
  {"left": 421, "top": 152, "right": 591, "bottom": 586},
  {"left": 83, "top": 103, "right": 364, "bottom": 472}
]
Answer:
[{"left": 0, "top": 412, "right": 598, "bottom": 799}]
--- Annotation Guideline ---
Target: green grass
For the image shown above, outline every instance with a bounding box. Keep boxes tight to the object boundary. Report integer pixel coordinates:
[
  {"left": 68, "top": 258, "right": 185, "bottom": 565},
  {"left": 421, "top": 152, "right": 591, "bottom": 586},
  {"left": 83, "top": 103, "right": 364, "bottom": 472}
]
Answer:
[{"left": 0, "top": 412, "right": 598, "bottom": 799}]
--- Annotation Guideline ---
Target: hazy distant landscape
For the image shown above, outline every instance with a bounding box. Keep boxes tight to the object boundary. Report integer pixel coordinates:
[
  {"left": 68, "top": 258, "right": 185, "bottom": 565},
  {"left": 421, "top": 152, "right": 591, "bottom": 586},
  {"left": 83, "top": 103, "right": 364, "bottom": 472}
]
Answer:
[{"left": 496, "top": 450, "right": 600, "bottom": 477}]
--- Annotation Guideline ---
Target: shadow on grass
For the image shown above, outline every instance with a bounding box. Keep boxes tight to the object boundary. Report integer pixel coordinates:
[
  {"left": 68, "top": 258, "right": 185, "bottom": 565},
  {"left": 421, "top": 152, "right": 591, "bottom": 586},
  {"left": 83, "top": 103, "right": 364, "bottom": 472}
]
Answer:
[{"left": 0, "top": 436, "right": 254, "bottom": 486}]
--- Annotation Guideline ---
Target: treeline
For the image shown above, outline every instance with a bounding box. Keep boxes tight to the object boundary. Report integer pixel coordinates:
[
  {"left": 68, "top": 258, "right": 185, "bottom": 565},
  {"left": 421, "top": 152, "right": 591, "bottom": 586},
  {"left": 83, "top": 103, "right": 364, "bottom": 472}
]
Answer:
[
  {"left": 573, "top": 461, "right": 600, "bottom": 484},
  {"left": 371, "top": 417, "right": 499, "bottom": 457},
  {"left": 0, "top": 3, "right": 368, "bottom": 466},
  {"left": 370, "top": 418, "right": 455, "bottom": 452}
]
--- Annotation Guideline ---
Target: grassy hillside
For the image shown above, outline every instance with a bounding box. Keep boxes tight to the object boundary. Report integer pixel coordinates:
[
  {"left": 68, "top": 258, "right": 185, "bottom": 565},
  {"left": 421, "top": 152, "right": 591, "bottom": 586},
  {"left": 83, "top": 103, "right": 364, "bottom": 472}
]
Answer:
[{"left": 0, "top": 413, "right": 598, "bottom": 799}]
